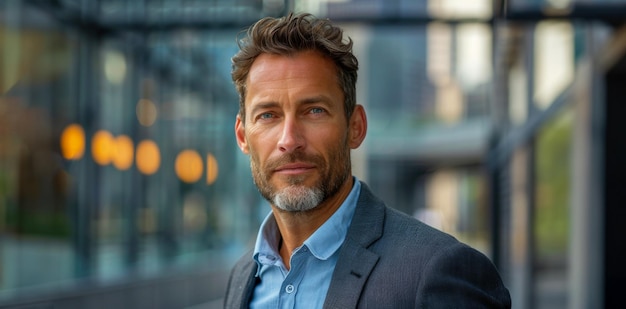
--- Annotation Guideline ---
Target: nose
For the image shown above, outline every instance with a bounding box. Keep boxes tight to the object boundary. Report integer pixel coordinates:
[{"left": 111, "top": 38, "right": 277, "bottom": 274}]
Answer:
[{"left": 277, "top": 117, "right": 305, "bottom": 153}]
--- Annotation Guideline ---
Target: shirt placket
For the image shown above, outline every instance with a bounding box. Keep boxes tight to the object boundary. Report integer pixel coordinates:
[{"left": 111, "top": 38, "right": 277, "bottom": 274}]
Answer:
[{"left": 278, "top": 246, "right": 309, "bottom": 308}]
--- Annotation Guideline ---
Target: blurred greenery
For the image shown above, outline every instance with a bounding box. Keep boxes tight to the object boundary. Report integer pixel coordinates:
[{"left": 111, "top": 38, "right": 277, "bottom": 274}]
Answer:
[
  {"left": 535, "top": 107, "right": 573, "bottom": 258},
  {"left": 6, "top": 207, "right": 71, "bottom": 238}
]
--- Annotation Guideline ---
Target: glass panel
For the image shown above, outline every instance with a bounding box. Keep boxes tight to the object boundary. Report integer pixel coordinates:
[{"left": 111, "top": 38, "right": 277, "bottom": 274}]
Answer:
[
  {"left": 1, "top": 4, "right": 77, "bottom": 293},
  {"left": 0, "top": 1, "right": 261, "bottom": 300},
  {"left": 533, "top": 107, "right": 573, "bottom": 308}
]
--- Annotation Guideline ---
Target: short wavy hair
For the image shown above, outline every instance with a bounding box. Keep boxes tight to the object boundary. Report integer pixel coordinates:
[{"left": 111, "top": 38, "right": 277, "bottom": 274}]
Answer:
[{"left": 231, "top": 12, "right": 359, "bottom": 123}]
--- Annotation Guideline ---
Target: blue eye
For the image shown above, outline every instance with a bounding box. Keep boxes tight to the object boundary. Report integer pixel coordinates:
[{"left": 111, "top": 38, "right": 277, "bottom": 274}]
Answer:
[
  {"left": 310, "top": 107, "right": 324, "bottom": 114},
  {"left": 259, "top": 113, "right": 274, "bottom": 119}
]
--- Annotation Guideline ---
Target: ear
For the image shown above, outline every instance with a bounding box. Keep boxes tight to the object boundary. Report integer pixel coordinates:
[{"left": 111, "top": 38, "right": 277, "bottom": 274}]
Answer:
[
  {"left": 348, "top": 104, "right": 367, "bottom": 149},
  {"left": 235, "top": 115, "right": 249, "bottom": 154}
]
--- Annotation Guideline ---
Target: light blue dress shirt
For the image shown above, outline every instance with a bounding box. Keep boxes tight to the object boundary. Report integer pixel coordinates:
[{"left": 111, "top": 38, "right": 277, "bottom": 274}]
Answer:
[{"left": 249, "top": 179, "right": 361, "bottom": 309}]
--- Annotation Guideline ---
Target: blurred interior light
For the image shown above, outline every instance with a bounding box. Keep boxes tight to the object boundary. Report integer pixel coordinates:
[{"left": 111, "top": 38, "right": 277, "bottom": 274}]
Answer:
[
  {"left": 136, "top": 99, "right": 158, "bottom": 127},
  {"left": 534, "top": 21, "right": 574, "bottom": 109},
  {"left": 206, "top": 153, "right": 219, "bottom": 185},
  {"left": 428, "top": 0, "right": 492, "bottom": 19},
  {"left": 426, "top": 170, "right": 459, "bottom": 234},
  {"left": 546, "top": 0, "right": 572, "bottom": 10},
  {"left": 183, "top": 192, "right": 207, "bottom": 233},
  {"left": 103, "top": 50, "right": 127, "bottom": 84},
  {"left": 509, "top": 62, "right": 528, "bottom": 125},
  {"left": 92, "top": 130, "right": 115, "bottom": 165},
  {"left": 138, "top": 208, "right": 157, "bottom": 234},
  {"left": 60, "top": 124, "right": 85, "bottom": 160},
  {"left": 427, "top": 22, "right": 452, "bottom": 86},
  {"left": 136, "top": 140, "right": 161, "bottom": 175},
  {"left": 112, "top": 135, "right": 134, "bottom": 170},
  {"left": 175, "top": 149, "right": 203, "bottom": 183},
  {"left": 435, "top": 81, "right": 464, "bottom": 124},
  {"left": 456, "top": 23, "right": 492, "bottom": 88}
]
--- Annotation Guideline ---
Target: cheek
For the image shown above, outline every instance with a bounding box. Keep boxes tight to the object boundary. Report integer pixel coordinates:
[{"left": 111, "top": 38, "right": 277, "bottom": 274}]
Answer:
[
  {"left": 308, "top": 131, "right": 348, "bottom": 165},
  {"left": 246, "top": 134, "right": 272, "bottom": 165}
]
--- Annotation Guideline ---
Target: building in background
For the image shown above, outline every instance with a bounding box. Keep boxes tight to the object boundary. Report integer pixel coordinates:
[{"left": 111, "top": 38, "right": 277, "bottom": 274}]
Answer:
[{"left": 0, "top": 0, "right": 625, "bottom": 308}]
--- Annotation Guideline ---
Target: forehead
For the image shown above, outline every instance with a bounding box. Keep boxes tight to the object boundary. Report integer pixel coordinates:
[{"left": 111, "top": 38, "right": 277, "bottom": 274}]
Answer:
[{"left": 246, "top": 51, "right": 339, "bottom": 91}]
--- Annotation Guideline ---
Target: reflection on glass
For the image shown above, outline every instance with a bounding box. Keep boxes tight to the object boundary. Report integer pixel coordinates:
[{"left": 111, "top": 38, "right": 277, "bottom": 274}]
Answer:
[
  {"left": 136, "top": 140, "right": 160, "bottom": 175},
  {"left": 60, "top": 124, "right": 85, "bottom": 160}
]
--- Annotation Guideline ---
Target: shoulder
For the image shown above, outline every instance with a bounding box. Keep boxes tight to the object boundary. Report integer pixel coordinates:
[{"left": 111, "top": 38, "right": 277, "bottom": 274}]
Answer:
[
  {"left": 352, "top": 181, "right": 461, "bottom": 253},
  {"left": 379, "top": 204, "right": 461, "bottom": 253},
  {"left": 355, "top": 184, "right": 511, "bottom": 307}
]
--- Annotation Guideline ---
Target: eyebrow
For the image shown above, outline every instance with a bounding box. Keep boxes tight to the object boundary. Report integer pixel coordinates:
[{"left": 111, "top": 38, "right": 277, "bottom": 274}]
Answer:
[
  {"left": 299, "top": 95, "right": 332, "bottom": 106},
  {"left": 249, "top": 102, "right": 280, "bottom": 117},
  {"left": 249, "top": 95, "right": 333, "bottom": 116}
]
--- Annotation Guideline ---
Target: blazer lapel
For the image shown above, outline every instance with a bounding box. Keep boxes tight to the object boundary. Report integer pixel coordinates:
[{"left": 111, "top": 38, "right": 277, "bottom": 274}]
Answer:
[
  {"left": 323, "top": 182, "right": 385, "bottom": 309},
  {"left": 227, "top": 258, "right": 258, "bottom": 309}
]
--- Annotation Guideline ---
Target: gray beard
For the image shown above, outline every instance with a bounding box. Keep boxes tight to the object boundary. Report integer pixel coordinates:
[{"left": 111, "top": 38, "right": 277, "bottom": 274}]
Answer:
[{"left": 272, "top": 185, "right": 323, "bottom": 212}]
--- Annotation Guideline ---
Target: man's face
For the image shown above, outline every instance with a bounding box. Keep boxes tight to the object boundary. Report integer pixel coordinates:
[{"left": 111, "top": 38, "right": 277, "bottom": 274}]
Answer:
[{"left": 235, "top": 51, "right": 364, "bottom": 212}]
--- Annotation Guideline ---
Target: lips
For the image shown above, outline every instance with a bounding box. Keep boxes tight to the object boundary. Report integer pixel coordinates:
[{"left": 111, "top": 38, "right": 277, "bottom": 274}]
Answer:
[{"left": 274, "top": 162, "right": 316, "bottom": 175}]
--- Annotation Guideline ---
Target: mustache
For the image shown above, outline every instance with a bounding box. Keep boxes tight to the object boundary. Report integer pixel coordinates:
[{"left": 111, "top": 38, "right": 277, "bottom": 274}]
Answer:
[{"left": 264, "top": 152, "right": 324, "bottom": 172}]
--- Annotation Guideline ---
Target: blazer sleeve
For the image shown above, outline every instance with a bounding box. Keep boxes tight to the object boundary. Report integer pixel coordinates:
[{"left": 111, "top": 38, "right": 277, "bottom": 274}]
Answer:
[{"left": 415, "top": 242, "right": 511, "bottom": 308}]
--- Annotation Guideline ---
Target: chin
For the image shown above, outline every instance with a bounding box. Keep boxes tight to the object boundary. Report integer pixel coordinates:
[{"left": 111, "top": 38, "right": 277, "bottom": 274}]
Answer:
[{"left": 272, "top": 185, "right": 323, "bottom": 212}]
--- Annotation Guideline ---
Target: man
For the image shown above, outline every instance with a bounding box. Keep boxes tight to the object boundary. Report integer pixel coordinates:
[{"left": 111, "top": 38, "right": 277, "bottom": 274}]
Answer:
[{"left": 225, "top": 12, "right": 511, "bottom": 308}]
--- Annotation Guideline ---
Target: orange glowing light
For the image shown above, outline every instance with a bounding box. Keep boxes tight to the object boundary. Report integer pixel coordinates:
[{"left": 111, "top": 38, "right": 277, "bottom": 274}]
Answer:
[
  {"left": 112, "top": 135, "right": 134, "bottom": 170},
  {"left": 206, "top": 153, "right": 219, "bottom": 185},
  {"left": 136, "top": 140, "right": 160, "bottom": 175},
  {"left": 60, "top": 124, "right": 85, "bottom": 160},
  {"left": 175, "top": 150, "right": 203, "bottom": 183},
  {"left": 92, "top": 130, "right": 115, "bottom": 165}
]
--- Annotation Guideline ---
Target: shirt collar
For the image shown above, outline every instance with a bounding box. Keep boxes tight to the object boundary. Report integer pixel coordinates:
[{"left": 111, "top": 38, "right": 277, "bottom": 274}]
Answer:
[
  {"left": 252, "top": 178, "right": 361, "bottom": 267},
  {"left": 304, "top": 179, "right": 360, "bottom": 260}
]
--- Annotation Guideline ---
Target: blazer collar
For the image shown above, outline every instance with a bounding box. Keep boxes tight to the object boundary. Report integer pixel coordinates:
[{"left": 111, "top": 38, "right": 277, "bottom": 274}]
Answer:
[
  {"left": 323, "top": 181, "right": 385, "bottom": 309},
  {"left": 228, "top": 254, "right": 258, "bottom": 309}
]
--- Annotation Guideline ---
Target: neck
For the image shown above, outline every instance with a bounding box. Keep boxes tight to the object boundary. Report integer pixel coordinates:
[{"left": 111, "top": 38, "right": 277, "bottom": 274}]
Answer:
[{"left": 273, "top": 177, "right": 354, "bottom": 269}]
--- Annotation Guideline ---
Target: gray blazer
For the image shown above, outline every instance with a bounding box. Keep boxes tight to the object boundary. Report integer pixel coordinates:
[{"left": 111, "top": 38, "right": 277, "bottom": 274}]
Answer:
[{"left": 224, "top": 182, "right": 511, "bottom": 308}]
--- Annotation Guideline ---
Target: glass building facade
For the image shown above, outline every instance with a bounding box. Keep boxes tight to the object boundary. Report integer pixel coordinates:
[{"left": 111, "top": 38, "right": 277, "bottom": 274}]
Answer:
[{"left": 1, "top": 0, "right": 625, "bottom": 308}]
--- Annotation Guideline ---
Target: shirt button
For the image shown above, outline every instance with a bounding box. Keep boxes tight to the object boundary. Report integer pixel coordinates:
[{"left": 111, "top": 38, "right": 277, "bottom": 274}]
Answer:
[{"left": 285, "top": 284, "right": 295, "bottom": 294}]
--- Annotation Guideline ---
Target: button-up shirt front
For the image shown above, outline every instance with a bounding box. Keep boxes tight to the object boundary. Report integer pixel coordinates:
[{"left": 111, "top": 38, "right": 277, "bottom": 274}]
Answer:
[{"left": 249, "top": 179, "right": 361, "bottom": 309}]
